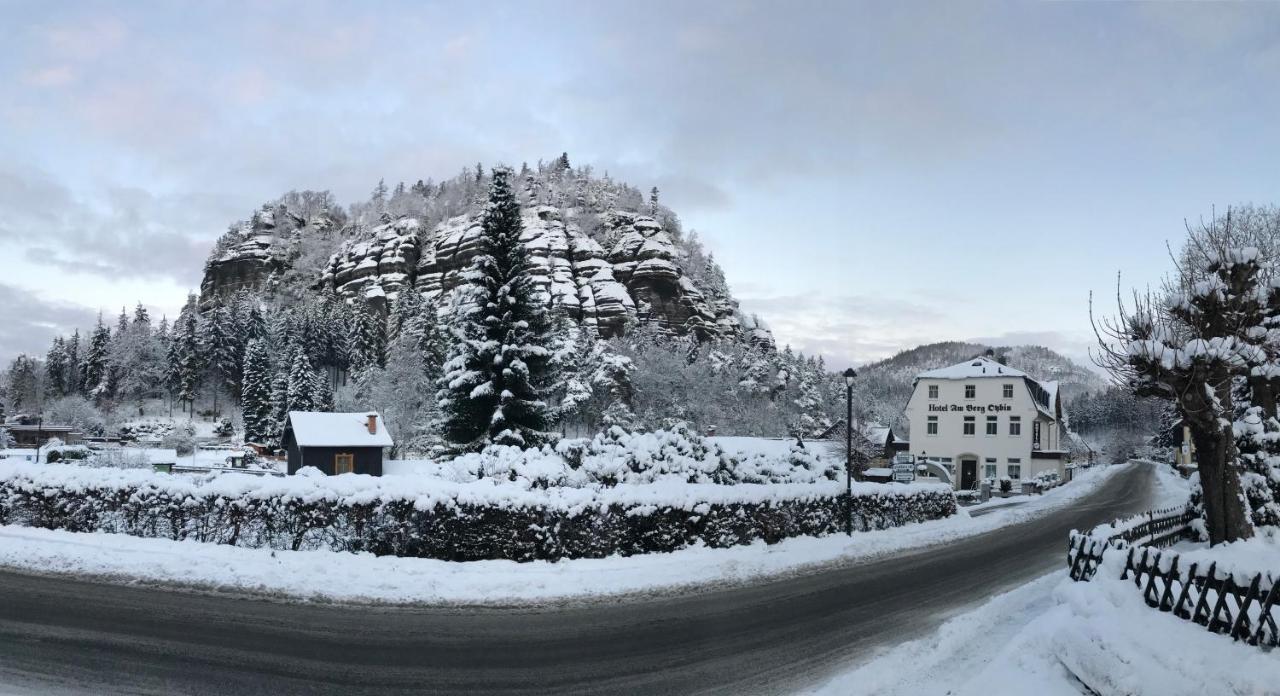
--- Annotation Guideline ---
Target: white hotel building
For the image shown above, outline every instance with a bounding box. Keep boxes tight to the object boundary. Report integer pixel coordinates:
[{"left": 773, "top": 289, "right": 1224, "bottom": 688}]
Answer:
[{"left": 903, "top": 356, "right": 1067, "bottom": 490}]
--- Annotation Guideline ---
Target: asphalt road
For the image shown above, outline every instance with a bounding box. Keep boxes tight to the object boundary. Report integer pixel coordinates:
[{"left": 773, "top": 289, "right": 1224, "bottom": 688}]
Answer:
[{"left": 0, "top": 463, "right": 1155, "bottom": 696}]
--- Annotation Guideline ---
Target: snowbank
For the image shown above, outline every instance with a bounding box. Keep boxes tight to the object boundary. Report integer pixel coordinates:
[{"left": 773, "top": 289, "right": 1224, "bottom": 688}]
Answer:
[{"left": 815, "top": 542, "right": 1279, "bottom": 696}]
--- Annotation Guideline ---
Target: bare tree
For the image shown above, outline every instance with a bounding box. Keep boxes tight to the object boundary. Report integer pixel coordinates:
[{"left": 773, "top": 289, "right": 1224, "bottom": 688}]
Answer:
[{"left": 1093, "top": 211, "right": 1259, "bottom": 545}]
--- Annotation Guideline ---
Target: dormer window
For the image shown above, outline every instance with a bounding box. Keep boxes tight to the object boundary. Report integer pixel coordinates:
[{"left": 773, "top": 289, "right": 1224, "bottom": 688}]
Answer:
[{"left": 964, "top": 384, "right": 976, "bottom": 399}]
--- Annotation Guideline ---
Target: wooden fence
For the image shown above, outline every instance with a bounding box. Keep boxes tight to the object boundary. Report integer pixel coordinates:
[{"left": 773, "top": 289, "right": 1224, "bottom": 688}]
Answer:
[
  {"left": 1122, "top": 545, "right": 1280, "bottom": 648},
  {"left": 1067, "top": 504, "right": 1194, "bottom": 581},
  {"left": 1067, "top": 503, "right": 1279, "bottom": 650}
]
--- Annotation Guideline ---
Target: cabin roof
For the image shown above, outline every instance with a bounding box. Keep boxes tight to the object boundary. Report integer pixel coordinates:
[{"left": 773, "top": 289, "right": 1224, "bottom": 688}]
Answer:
[{"left": 286, "top": 412, "right": 394, "bottom": 448}]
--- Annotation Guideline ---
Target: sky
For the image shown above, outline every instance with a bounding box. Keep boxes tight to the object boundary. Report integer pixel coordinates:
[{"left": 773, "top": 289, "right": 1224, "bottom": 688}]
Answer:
[{"left": 1, "top": 1, "right": 1278, "bottom": 370}]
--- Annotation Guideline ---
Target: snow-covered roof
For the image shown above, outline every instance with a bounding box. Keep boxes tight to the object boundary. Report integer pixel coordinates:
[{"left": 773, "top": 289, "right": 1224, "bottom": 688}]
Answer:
[
  {"left": 122, "top": 448, "right": 179, "bottom": 464},
  {"left": 860, "top": 424, "right": 893, "bottom": 447},
  {"left": 287, "top": 412, "right": 394, "bottom": 448},
  {"left": 864, "top": 467, "right": 894, "bottom": 477},
  {"left": 917, "top": 357, "right": 1027, "bottom": 380}
]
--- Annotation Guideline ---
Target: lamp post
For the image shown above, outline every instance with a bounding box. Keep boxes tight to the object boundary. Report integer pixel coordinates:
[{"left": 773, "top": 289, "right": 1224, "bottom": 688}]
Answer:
[{"left": 843, "top": 367, "right": 857, "bottom": 536}]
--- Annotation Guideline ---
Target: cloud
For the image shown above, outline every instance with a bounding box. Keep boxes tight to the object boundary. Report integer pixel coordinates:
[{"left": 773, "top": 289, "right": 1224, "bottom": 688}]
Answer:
[
  {"left": 0, "top": 166, "right": 227, "bottom": 286},
  {"left": 0, "top": 283, "right": 100, "bottom": 363},
  {"left": 737, "top": 293, "right": 949, "bottom": 369}
]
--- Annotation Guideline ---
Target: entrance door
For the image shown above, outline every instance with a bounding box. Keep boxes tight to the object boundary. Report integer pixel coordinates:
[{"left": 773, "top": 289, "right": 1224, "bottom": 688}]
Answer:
[{"left": 960, "top": 459, "right": 978, "bottom": 490}]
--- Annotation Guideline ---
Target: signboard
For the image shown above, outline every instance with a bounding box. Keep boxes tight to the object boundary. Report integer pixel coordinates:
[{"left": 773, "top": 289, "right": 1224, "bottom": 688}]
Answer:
[{"left": 892, "top": 462, "right": 915, "bottom": 483}]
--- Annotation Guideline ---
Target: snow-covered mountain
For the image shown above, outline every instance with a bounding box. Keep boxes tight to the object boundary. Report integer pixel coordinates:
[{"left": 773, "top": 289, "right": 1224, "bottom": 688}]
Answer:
[{"left": 199, "top": 161, "right": 772, "bottom": 346}]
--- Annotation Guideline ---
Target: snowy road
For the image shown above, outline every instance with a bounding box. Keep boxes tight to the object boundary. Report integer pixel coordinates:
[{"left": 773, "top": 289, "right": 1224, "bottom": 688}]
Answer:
[{"left": 0, "top": 463, "right": 1156, "bottom": 695}]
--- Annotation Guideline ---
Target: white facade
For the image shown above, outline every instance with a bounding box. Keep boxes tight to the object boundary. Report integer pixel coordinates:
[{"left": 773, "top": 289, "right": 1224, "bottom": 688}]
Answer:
[{"left": 903, "top": 357, "right": 1066, "bottom": 490}]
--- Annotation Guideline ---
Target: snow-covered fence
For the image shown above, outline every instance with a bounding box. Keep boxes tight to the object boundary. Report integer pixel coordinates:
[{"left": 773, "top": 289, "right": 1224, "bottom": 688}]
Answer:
[
  {"left": 1120, "top": 545, "right": 1280, "bottom": 648},
  {"left": 0, "top": 462, "right": 956, "bottom": 562},
  {"left": 1068, "top": 504, "right": 1196, "bottom": 581}
]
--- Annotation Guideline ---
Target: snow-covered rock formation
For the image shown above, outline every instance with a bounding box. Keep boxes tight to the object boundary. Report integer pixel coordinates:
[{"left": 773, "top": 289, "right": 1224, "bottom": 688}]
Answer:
[{"left": 201, "top": 170, "right": 771, "bottom": 346}]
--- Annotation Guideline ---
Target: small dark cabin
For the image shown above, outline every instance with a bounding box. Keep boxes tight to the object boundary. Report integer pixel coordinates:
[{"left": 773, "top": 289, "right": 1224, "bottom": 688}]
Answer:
[{"left": 283, "top": 411, "right": 393, "bottom": 476}]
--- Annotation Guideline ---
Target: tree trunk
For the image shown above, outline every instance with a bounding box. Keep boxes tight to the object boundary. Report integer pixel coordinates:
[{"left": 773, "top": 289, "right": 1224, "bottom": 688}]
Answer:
[{"left": 1189, "top": 422, "right": 1254, "bottom": 545}]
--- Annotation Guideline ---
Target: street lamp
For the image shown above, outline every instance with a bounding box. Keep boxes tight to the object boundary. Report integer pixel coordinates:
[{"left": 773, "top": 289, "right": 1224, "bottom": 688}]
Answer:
[{"left": 843, "top": 367, "right": 857, "bottom": 536}]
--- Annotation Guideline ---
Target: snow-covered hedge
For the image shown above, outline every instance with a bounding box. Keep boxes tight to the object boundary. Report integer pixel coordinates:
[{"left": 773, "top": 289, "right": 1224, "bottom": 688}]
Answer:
[{"left": 0, "top": 461, "right": 955, "bottom": 562}]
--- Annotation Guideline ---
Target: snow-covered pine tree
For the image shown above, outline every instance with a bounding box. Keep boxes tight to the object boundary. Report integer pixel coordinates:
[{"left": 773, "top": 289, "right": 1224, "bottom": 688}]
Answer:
[
  {"left": 173, "top": 296, "right": 203, "bottom": 415},
  {"left": 310, "top": 369, "right": 334, "bottom": 412},
  {"left": 44, "top": 336, "right": 67, "bottom": 399},
  {"left": 286, "top": 348, "right": 316, "bottom": 414},
  {"left": 269, "top": 367, "right": 290, "bottom": 443},
  {"left": 437, "top": 166, "right": 553, "bottom": 450},
  {"left": 348, "top": 301, "right": 386, "bottom": 373},
  {"left": 64, "top": 330, "right": 80, "bottom": 400},
  {"left": 202, "top": 304, "right": 242, "bottom": 401},
  {"left": 544, "top": 309, "right": 592, "bottom": 434},
  {"left": 240, "top": 339, "right": 274, "bottom": 444},
  {"left": 81, "top": 314, "right": 111, "bottom": 400}
]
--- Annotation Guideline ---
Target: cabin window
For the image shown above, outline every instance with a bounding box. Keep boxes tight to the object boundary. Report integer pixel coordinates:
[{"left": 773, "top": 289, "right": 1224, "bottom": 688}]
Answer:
[
  {"left": 928, "top": 384, "right": 939, "bottom": 399},
  {"left": 964, "top": 384, "right": 976, "bottom": 399},
  {"left": 1002, "top": 384, "right": 1014, "bottom": 398},
  {"left": 1009, "top": 416, "right": 1021, "bottom": 436},
  {"left": 926, "top": 416, "right": 938, "bottom": 435},
  {"left": 985, "top": 416, "right": 998, "bottom": 435},
  {"left": 334, "top": 453, "right": 354, "bottom": 474},
  {"left": 963, "top": 416, "right": 975, "bottom": 436}
]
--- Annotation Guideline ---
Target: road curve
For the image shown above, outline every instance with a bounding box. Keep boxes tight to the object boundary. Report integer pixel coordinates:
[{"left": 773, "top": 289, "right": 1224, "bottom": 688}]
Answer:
[{"left": 0, "top": 463, "right": 1156, "bottom": 696}]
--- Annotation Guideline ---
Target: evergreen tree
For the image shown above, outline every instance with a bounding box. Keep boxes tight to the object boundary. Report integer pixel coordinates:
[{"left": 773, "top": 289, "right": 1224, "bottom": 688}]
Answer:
[
  {"left": 286, "top": 349, "right": 315, "bottom": 413},
  {"left": 64, "top": 330, "right": 80, "bottom": 399},
  {"left": 45, "top": 336, "right": 67, "bottom": 399},
  {"left": 348, "top": 301, "right": 386, "bottom": 372},
  {"left": 82, "top": 314, "right": 111, "bottom": 399},
  {"left": 437, "top": 167, "right": 553, "bottom": 449},
  {"left": 173, "top": 296, "right": 203, "bottom": 414},
  {"left": 269, "top": 368, "right": 290, "bottom": 442},
  {"left": 203, "top": 304, "right": 243, "bottom": 400},
  {"left": 240, "top": 339, "right": 275, "bottom": 443},
  {"left": 310, "top": 369, "right": 334, "bottom": 412}
]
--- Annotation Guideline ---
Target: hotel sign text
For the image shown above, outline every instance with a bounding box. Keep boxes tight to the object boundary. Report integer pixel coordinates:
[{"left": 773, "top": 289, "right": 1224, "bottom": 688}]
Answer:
[{"left": 927, "top": 403, "right": 1014, "bottom": 414}]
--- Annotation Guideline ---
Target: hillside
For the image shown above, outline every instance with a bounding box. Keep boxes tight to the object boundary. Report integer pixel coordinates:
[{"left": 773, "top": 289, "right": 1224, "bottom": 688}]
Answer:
[
  {"left": 199, "top": 159, "right": 772, "bottom": 346},
  {"left": 849, "top": 341, "right": 1106, "bottom": 434}
]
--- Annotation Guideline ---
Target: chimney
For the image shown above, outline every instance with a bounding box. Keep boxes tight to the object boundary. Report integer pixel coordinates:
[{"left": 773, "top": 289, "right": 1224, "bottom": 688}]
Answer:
[{"left": 366, "top": 414, "right": 377, "bottom": 435}]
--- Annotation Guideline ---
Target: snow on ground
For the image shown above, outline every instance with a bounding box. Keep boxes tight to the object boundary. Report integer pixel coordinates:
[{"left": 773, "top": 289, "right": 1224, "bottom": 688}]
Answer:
[
  {"left": 0, "top": 463, "right": 1131, "bottom": 606},
  {"left": 815, "top": 461, "right": 1224, "bottom": 696},
  {"left": 812, "top": 559, "right": 1280, "bottom": 696}
]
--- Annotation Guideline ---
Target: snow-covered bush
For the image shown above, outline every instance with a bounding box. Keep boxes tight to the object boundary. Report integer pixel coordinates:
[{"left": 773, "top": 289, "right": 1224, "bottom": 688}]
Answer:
[
  {"left": 998, "top": 477, "right": 1012, "bottom": 494},
  {"left": 87, "top": 449, "right": 152, "bottom": 469},
  {"left": 0, "top": 461, "right": 956, "bottom": 562},
  {"left": 43, "top": 441, "right": 90, "bottom": 463},
  {"left": 160, "top": 422, "right": 197, "bottom": 455}
]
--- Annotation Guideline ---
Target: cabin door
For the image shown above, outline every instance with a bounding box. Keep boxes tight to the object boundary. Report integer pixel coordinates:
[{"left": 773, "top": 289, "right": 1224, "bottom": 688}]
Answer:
[{"left": 960, "top": 459, "right": 978, "bottom": 490}]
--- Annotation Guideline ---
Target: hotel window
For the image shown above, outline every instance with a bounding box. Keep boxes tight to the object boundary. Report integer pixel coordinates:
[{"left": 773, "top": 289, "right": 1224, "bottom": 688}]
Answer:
[
  {"left": 986, "top": 416, "right": 998, "bottom": 435},
  {"left": 1009, "top": 416, "right": 1022, "bottom": 436},
  {"left": 1002, "top": 384, "right": 1014, "bottom": 398},
  {"left": 984, "top": 459, "right": 997, "bottom": 479},
  {"left": 927, "top": 416, "right": 938, "bottom": 435},
  {"left": 928, "top": 384, "right": 939, "bottom": 399},
  {"left": 1007, "top": 463, "right": 1022, "bottom": 479},
  {"left": 964, "top": 384, "right": 976, "bottom": 399},
  {"left": 963, "top": 416, "right": 975, "bottom": 435},
  {"left": 334, "top": 453, "right": 354, "bottom": 475}
]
